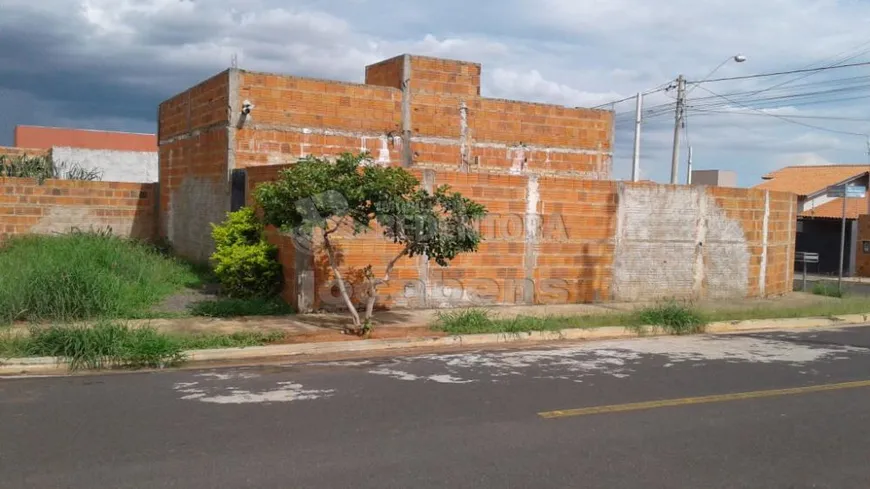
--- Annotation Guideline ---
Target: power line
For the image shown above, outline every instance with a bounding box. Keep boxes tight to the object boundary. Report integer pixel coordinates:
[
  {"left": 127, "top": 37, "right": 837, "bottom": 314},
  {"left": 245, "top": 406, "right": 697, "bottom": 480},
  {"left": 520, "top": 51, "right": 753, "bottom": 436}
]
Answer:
[
  {"left": 688, "top": 108, "right": 870, "bottom": 122},
  {"left": 628, "top": 75, "right": 870, "bottom": 117},
  {"left": 722, "top": 40, "right": 870, "bottom": 100},
  {"left": 688, "top": 74, "right": 870, "bottom": 104},
  {"left": 689, "top": 83, "right": 870, "bottom": 110},
  {"left": 694, "top": 92, "right": 870, "bottom": 111},
  {"left": 693, "top": 85, "right": 868, "bottom": 137},
  {"left": 619, "top": 73, "right": 870, "bottom": 119},
  {"left": 690, "top": 60, "right": 870, "bottom": 84},
  {"left": 591, "top": 83, "right": 671, "bottom": 109}
]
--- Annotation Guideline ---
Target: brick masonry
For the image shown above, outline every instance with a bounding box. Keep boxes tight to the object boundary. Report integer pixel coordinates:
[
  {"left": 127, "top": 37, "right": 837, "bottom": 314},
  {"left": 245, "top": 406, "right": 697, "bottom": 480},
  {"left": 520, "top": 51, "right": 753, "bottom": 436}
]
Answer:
[
  {"left": 160, "top": 55, "right": 615, "bottom": 261},
  {"left": 14, "top": 125, "right": 156, "bottom": 152},
  {"left": 160, "top": 54, "right": 797, "bottom": 310},
  {"left": 157, "top": 70, "right": 233, "bottom": 262},
  {"left": 241, "top": 163, "right": 796, "bottom": 311},
  {"left": 230, "top": 55, "right": 611, "bottom": 176},
  {"left": 0, "top": 177, "right": 156, "bottom": 241}
]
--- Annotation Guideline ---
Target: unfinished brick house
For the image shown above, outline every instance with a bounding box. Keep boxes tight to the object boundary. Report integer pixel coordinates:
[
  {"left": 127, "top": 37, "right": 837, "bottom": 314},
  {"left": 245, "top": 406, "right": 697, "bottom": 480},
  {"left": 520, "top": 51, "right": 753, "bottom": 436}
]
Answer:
[{"left": 157, "top": 54, "right": 797, "bottom": 312}]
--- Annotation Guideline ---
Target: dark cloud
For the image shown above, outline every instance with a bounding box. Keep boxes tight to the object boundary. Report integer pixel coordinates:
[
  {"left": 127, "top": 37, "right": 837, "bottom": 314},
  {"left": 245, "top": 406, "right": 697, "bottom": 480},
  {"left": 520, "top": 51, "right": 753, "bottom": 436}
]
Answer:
[{"left": 1, "top": 0, "right": 869, "bottom": 184}]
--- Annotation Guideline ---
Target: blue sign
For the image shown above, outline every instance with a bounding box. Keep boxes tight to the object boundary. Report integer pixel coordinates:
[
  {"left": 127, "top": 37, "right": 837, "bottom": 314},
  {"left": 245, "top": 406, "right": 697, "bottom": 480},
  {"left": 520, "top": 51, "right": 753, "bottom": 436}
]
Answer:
[{"left": 827, "top": 185, "right": 867, "bottom": 199}]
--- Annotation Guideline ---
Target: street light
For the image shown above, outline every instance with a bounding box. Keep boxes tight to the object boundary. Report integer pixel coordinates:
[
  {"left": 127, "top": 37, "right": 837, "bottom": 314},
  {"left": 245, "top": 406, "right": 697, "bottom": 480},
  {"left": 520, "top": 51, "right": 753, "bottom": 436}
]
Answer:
[{"left": 670, "top": 54, "right": 747, "bottom": 184}]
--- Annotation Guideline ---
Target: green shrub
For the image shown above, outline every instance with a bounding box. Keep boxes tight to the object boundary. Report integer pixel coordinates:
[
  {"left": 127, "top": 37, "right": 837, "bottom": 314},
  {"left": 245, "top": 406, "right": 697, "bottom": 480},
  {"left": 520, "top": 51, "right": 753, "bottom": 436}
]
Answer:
[
  {"left": 212, "top": 207, "right": 263, "bottom": 248},
  {"left": 210, "top": 208, "right": 283, "bottom": 298},
  {"left": 189, "top": 297, "right": 294, "bottom": 318},
  {"left": 636, "top": 302, "right": 707, "bottom": 335},
  {"left": 0, "top": 234, "right": 202, "bottom": 324},
  {"left": 24, "top": 323, "right": 184, "bottom": 370}
]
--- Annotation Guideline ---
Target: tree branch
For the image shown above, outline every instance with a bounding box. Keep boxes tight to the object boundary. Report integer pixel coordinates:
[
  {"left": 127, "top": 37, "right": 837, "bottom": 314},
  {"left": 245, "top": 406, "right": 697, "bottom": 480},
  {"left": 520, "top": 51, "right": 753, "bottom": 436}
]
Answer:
[
  {"left": 323, "top": 216, "right": 346, "bottom": 237},
  {"left": 364, "top": 247, "right": 409, "bottom": 321},
  {"left": 378, "top": 248, "right": 408, "bottom": 285}
]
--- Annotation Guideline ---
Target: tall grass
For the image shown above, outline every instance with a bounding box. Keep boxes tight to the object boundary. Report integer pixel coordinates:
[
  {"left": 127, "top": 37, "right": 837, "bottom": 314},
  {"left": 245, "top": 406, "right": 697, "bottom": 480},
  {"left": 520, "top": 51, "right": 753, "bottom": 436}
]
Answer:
[
  {"left": 22, "top": 323, "right": 184, "bottom": 370},
  {"left": 434, "top": 303, "right": 707, "bottom": 336},
  {"left": 434, "top": 297, "right": 870, "bottom": 337},
  {"left": 0, "top": 324, "right": 286, "bottom": 371},
  {"left": 634, "top": 302, "right": 706, "bottom": 335},
  {"left": 435, "top": 308, "right": 640, "bottom": 335},
  {"left": 0, "top": 234, "right": 203, "bottom": 324}
]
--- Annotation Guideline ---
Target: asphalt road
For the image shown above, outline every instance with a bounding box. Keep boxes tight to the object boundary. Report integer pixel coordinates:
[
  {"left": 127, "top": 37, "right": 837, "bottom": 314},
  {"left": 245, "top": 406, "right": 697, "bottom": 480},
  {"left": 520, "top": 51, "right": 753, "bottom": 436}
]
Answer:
[{"left": 4, "top": 326, "right": 870, "bottom": 488}]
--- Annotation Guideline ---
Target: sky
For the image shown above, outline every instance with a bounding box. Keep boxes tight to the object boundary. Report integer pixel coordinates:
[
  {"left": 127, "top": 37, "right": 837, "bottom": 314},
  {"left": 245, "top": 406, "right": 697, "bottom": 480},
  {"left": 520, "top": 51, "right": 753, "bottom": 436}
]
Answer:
[{"left": 2, "top": 0, "right": 870, "bottom": 186}]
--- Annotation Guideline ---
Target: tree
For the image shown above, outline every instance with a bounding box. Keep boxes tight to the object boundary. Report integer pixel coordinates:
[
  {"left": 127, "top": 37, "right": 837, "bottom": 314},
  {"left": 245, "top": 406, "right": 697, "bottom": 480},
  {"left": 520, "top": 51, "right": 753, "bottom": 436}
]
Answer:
[{"left": 254, "top": 152, "right": 486, "bottom": 333}]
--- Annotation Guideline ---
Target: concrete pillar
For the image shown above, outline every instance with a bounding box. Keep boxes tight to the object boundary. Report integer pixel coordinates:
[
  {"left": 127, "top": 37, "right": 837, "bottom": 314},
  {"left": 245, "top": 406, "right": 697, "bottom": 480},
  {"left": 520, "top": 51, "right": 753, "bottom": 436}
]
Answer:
[
  {"left": 417, "top": 169, "right": 435, "bottom": 307},
  {"left": 295, "top": 234, "right": 315, "bottom": 313},
  {"left": 400, "top": 54, "right": 413, "bottom": 168},
  {"left": 523, "top": 175, "right": 540, "bottom": 304},
  {"left": 759, "top": 191, "right": 770, "bottom": 296}
]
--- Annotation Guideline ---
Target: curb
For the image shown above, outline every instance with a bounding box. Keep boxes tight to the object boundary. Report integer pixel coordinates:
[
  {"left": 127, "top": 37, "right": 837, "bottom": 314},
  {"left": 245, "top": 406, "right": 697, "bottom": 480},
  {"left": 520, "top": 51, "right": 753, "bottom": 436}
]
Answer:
[{"left": 2, "top": 313, "right": 869, "bottom": 375}]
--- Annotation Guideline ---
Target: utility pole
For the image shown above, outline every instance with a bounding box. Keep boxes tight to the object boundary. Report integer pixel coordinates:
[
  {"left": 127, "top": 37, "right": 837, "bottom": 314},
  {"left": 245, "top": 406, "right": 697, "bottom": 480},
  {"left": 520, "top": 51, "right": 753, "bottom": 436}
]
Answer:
[
  {"left": 670, "top": 75, "right": 686, "bottom": 185},
  {"left": 686, "top": 146, "right": 693, "bottom": 185},
  {"left": 631, "top": 92, "right": 643, "bottom": 182}
]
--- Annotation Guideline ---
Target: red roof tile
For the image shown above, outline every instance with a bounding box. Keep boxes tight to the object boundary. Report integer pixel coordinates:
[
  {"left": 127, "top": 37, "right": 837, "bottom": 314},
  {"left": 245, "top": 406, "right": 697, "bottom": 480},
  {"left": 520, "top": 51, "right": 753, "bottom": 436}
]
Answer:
[{"left": 755, "top": 165, "right": 869, "bottom": 197}]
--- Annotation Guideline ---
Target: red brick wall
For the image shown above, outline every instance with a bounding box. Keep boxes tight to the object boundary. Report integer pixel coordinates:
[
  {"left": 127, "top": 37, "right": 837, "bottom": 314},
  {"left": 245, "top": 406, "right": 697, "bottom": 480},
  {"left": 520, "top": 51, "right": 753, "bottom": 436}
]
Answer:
[
  {"left": 535, "top": 178, "right": 617, "bottom": 303},
  {"left": 365, "top": 55, "right": 405, "bottom": 90},
  {"left": 708, "top": 187, "right": 766, "bottom": 297},
  {"left": 0, "top": 178, "right": 156, "bottom": 241},
  {"left": 365, "top": 55, "right": 481, "bottom": 95},
  {"left": 245, "top": 165, "right": 299, "bottom": 307},
  {"left": 764, "top": 190, "right": 797, "bottom": 295},
  {"left": 235, "top": 72, "right": 403, "bottom": 168},
  {"left": 157, "top": 70, "right": 231, "bottom": 262},
  {"left": 409, "top": 56, "right": 481, "bottom": 96},
  {"left": 708, "top": 187, "right": 796, "bottom": 297},
  {"left": 227, "top": 55, "right": 611, "bottom": 176},
  {"left": 241, "top": 165, "right": 796, "bottom": 311},
  {"left": 161, "top": 55, "right": 798, "bottom": 310},
  {"left": 15, "top": 126, "right": 155, "bottom": 152}
]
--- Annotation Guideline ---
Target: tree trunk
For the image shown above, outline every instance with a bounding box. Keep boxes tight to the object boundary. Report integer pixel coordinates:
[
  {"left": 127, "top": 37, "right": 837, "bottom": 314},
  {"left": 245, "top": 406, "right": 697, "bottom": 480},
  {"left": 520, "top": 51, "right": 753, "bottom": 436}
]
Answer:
[{"left": 322, "top": 229, "right": 361, "bottom": 327}]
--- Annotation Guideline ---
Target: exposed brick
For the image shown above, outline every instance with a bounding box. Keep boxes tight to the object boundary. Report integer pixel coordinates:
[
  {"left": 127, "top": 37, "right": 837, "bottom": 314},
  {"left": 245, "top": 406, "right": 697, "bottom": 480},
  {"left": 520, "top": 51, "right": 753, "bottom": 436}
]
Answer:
[
  {"left": 0, "top": 177, "right": 156, "bottom": 241},
  {"left": 158, "top": 55, "right": 799, "bottom": 310}
]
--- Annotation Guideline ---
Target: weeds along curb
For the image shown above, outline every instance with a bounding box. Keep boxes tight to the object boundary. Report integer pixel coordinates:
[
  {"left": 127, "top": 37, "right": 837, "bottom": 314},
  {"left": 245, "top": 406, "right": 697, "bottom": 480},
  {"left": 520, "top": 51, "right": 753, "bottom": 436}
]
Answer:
[{"left": 3, "top": 313, "right": 870, "bottom": 375}]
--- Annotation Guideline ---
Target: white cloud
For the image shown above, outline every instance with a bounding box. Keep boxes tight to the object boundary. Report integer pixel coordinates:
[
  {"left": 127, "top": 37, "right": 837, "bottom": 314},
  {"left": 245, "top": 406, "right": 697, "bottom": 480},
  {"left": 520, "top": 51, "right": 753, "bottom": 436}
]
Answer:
[
  {"left": 775, "top": 152, "right": 836, "bottom": 167},
  {"left": 489, "top": 68, "right": 621, "bottom": 107},
  {"left": 2, "top": 0, "right": 870, "bottom": 185}
]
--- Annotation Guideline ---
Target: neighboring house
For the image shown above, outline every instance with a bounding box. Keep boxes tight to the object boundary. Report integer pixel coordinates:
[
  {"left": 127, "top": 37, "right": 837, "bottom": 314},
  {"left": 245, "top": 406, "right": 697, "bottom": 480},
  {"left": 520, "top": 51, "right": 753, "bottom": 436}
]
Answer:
[
  {"left": 10, "top": 125, "right": 157, "bottom": 183},
  {"left": 755, "top": 165, "right": 870, "bottom": 276}
]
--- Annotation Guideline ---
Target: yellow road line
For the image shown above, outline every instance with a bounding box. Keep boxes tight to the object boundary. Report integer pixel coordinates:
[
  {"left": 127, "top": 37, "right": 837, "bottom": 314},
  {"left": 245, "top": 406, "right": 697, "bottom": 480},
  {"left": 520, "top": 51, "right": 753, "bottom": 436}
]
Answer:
[{"left": 539, "top": 379, "right": 870, "bottom": 419}]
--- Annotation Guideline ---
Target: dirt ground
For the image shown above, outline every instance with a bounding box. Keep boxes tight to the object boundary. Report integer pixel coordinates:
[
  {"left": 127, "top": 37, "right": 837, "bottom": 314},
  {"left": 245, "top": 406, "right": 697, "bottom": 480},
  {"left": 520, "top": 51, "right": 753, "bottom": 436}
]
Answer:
[
  {"left": 151, "top": 283, "right": 221, "bottom": 315},
  {"left": 5, "top": 292, "right": 842, "bottom": 344},
  {"left": 141, "top": 291, "right": 841, "bottom": 337}
]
